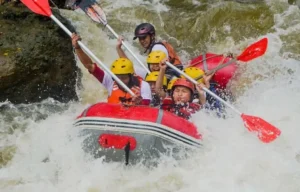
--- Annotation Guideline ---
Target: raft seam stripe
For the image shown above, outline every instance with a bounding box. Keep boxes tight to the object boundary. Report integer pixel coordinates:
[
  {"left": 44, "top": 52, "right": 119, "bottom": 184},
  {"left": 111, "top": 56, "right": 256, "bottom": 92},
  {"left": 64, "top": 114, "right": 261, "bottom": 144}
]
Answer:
[
  {"left": 75, "top": 117, "right": 200, "bottom": 142},
  {"left": 77, "top": 122, "right": 201, "bottom": 148},
  {"left": 75, "top": 118, "right": 201, "bottom": 145},
  {"left": 74, "top": 118, "right": 202, "bottom": 147},
  {"left": 80, "top": 124, "right": 199, "bottom": 148}
]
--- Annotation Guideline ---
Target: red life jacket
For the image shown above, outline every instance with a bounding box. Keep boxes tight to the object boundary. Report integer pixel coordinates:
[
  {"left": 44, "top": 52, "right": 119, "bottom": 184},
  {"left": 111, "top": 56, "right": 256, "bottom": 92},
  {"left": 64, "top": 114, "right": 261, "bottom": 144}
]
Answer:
[
  {"left": 161, "top": 97, "right": 173, "bottom": 111},
  {"left": 161, "top": 98, "right": 201, "bottom": 120},
  {"left": 169, "top": 102, "right": 201, "bottom": 120}
]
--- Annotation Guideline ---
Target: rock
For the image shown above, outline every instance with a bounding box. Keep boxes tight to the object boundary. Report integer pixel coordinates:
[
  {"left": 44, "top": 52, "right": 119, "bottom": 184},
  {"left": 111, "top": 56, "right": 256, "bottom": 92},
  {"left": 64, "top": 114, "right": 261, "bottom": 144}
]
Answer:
[{"left": 0, "top": 4, "right": 80, "bottom": 104}]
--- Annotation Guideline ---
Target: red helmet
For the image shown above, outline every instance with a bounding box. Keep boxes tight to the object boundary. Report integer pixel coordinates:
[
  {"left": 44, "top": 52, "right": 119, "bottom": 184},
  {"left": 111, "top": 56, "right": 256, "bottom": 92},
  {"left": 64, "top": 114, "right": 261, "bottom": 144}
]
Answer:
[
  {"left": 133, "top": 23, "right": 155, "bottom": 40},
  {"left": 172, "top": 78, "right": 195, "bottom": 94}
]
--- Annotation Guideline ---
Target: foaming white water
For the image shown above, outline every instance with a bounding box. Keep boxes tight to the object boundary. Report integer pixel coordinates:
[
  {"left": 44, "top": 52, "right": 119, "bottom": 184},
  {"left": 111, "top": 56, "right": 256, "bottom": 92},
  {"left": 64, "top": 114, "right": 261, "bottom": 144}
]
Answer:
[
  {"left": 1, "top": 0, "right": 300, "bottom": 192},
  {"left": 103, "top": 0, "right": 169, "bottom": 12}
]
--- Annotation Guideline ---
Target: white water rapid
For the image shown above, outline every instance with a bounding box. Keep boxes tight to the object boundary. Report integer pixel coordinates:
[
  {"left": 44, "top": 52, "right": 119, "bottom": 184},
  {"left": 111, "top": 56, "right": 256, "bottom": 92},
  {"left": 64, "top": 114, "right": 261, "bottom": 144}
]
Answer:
[{"left": 1, "top": 0, "right": 300, "bottom": 191}]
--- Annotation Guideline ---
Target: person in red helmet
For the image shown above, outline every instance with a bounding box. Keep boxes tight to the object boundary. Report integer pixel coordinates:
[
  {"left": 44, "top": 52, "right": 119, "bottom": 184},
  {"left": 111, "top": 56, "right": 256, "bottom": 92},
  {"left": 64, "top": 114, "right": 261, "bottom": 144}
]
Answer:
[{"left": 166, "top": 78, "right": 210, "bottom": 120}]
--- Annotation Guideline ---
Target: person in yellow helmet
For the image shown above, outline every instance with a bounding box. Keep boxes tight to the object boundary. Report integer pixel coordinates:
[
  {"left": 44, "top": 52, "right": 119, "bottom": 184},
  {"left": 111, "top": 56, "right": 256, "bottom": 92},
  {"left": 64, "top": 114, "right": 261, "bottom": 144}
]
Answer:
[
  {"left": 146, "top": 50, "right": 167, "bottom": 72},
  {"left": 181, "top": 67, "right": 206, "bottom": 104},
  {"left": 182, "top": 67, "right": 224, "bottom": 114},
  {"left": 145, "top": 71, "right": 167, "bottom": 107},
  {"left": 147, "top": 50, "right": 181, "bottom": 82},
  {"left": 167, "top": 78, "right": 178, "bottom": 96},
  {"left": 116, "top": 35, "right": 182, "bottom": 80},
  {"left": 160, "top": 77, "right": 177, "bottom": 110},
  {"left": 71, "top": 33, "right": 152, "bottom": 105},
  {"left": 181, "top": 67, "right": 205, "bottom": 84}
]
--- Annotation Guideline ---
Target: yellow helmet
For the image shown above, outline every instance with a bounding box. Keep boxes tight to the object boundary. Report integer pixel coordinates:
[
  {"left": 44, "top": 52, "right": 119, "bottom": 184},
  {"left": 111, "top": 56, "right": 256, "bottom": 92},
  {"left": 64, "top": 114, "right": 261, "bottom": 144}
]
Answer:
[
  {"left": 181, "top": 67, "right": 205, "bottom": 83},
  {"left": 147, "top": 51, "right": 167, "bottom": 64},
  {"left": 145, "top": 71, "right": 167, "bottom": 86},
  {"left": 167, "top": 77, "right": 178, "bottom": 91},
  {"left": 110, "top": 58, "right": 134, "bottom": 75}
]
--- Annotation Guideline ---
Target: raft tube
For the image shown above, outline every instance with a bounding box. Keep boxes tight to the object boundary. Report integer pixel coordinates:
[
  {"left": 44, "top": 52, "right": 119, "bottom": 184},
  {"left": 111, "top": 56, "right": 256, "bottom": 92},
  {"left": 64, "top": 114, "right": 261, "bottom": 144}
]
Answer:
[
  {"left": 190, "top": 52, "right": 238, "bottom": 89},
  {"left": 74, "top": 102, "right": 203, "bottom": 165}
]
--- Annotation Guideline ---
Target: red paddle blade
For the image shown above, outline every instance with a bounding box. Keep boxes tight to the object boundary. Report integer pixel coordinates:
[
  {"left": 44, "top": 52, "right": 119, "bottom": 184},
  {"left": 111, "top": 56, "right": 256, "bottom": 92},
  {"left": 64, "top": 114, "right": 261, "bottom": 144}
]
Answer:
[
  {"left": 241, "top": 114, "right": 281, "bottom": 143},
  {"left": 21, "top": 0, "right": 52, "bottom": 17},
  {"left": 76, "top": 0, "right": 107, "bottom": 25},
  {"left": 237, "top": 38, "right": 268, "bottom": 62}
]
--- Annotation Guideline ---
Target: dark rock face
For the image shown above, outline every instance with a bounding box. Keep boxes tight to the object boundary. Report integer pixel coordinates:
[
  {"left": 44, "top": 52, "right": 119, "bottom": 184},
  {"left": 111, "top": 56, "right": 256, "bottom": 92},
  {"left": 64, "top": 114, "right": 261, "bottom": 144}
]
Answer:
[{"left": 0, "top": 4, "right": 80, "bottom": 104}]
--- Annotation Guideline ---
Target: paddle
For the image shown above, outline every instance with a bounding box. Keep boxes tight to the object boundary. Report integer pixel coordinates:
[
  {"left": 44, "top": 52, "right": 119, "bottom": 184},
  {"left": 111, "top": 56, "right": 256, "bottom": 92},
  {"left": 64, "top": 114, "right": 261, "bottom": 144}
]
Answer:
[
  {"left": 71, "top": 0, "right": 151, "bottom": 74},
  {"left": 20, "top": 0, "right": 135, "bottom": 96},
  {"left": 194, "top": 38, "right": 268, "bottom": 81},
  {"left": 164, "top": 48, "right": 281, "bottom": 143}
]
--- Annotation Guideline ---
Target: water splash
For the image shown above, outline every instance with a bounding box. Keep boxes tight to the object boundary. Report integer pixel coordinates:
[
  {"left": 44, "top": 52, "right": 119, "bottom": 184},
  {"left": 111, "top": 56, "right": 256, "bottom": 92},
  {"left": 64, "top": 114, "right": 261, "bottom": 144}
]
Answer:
[{"left": 1, "top": 0, "right": 300, "bottom": 191}]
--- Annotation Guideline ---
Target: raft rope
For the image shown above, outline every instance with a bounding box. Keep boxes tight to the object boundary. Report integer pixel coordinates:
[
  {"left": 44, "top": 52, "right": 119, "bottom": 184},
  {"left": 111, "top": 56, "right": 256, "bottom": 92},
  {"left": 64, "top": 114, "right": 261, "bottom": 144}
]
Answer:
[{"left": 124, "top": 142, "right": 131, "bottom": 165}]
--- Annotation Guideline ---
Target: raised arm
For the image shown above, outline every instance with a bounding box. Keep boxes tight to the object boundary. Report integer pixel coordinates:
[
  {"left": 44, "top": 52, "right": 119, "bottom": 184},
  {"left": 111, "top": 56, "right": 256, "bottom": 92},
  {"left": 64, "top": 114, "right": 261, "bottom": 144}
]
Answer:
[
  {"left": 155, "top": 59, "right": 168, "bottom": 98},
  {"left": 71, "top": 33, "right": 95, "bottom": 72},
  {"left": 116, "top": 36, "right": 128, "bottom": 59},
  {"left": 195, "top": 74, "right": 213, "bottom": 105}
]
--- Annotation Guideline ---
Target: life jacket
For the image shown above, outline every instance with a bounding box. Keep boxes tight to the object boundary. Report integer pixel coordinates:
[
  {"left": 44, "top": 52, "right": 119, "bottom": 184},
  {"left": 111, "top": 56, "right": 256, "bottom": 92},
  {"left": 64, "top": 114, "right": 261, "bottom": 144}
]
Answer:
[
  {"left": 165, "top": 101, "right": 201, "bottom": 120},
  {"left": 170, "top": 102, "right": 201, "bottom": 120},
  {"left": 107, "top": 77, "right": 143, "bottom": 105},
  {"left": 161, "top": 96, "right": 173, "bottom": 111},
  {"left": 151, "top": 94, "right": 161, "bottom": 107},
  {"left": 149, "top": 41, "right": 182, "bottom": 66}
]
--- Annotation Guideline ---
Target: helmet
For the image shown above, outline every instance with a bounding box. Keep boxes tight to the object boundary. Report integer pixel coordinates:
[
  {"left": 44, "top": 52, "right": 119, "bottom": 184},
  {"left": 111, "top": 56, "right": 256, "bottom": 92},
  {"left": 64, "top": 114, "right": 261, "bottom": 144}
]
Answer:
[
  {"left": 172, "top": 78, "right": 194, "bottom": 94},
  {"left": 167, "top": 78, "right": 178, "bottom": 91},
  {"left": 145, "top": 71, "right": 167, "bottom": 86},
  {"left": 181, "top": 67, "right": 205, "bottom": 83},
  {"left": 147, "top": 51, "right": 167, "bottom": 64},
  {"left": 110, "top": 58, "right": 134, "bottom": 75},
  {"left": 133, "top": 23, "right": 155, "bottom": 40}
]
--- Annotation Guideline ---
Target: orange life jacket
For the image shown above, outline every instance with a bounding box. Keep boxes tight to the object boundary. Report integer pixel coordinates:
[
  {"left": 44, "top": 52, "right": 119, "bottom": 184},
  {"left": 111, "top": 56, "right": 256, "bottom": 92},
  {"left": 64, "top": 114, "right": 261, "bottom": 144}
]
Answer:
[
  {"left": 107, "top": 77, "right": 142, "bottom": 105},
  {"left": 150, "top": 41, "right": 182, "bottom": 66}
]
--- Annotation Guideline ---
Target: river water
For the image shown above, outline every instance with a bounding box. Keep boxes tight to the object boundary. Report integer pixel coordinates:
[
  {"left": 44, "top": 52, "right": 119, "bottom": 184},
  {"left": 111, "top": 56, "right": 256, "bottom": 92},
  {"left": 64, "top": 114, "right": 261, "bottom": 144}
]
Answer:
[{"left": 1, "top": 0, "right": 300, "bottom": 191}]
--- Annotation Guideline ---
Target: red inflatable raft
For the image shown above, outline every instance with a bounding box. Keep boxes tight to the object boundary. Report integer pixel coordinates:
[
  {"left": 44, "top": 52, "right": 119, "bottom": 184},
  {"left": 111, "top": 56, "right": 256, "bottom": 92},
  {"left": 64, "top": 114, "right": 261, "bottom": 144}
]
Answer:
[
  {"left": 190, "top": 52, "right": 237, "bottom": 89},
  {"left": 74, "top": 52, "right": 237, "bottom": 164},
  {"left": 74, "top": 102, "right": 203, "bottom": 165}
]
